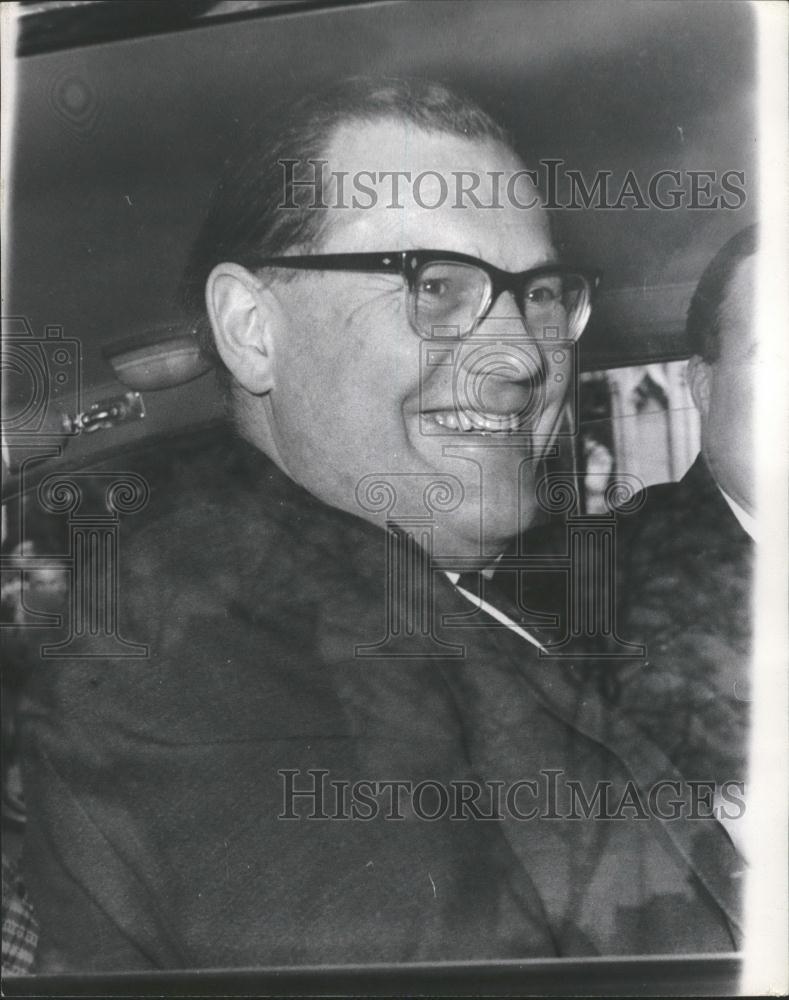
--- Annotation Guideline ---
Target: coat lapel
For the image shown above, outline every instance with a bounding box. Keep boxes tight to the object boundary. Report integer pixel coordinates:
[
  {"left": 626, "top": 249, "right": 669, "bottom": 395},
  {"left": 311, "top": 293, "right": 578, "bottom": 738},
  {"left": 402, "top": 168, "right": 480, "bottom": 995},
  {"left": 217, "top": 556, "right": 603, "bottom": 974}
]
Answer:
[{"left": 435, "top": 570, "right": 744, "bottom": 950}]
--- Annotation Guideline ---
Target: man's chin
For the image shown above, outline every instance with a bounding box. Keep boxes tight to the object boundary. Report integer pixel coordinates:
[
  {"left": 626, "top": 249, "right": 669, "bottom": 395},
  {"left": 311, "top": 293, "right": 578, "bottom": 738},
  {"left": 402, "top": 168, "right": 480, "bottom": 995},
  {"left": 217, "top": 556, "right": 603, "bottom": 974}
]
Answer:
[{"left": 428, "top": 504, "right": 529, "bottom": 564}]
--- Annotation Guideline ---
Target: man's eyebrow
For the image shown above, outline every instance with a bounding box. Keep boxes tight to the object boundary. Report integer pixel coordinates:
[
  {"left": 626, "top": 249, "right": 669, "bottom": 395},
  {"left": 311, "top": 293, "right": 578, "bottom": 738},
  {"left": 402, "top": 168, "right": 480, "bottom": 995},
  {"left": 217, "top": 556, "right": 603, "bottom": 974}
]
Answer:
[
  {"left": 403, "top": 244, "right": 484, "bottom": 257},
  {"left": 407, "top": 248, "right": 563, "bottom": 270}
]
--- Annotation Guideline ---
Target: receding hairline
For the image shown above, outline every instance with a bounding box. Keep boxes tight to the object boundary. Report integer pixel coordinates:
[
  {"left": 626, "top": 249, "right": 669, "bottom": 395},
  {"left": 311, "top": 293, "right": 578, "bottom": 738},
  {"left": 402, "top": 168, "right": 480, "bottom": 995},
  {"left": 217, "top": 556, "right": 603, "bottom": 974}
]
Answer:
[
  {"left": 285, "top": 114, "right": 538, "bottom": 256},
  {"left": 324, "top": 111, "right": 523, "bottom": 154}
]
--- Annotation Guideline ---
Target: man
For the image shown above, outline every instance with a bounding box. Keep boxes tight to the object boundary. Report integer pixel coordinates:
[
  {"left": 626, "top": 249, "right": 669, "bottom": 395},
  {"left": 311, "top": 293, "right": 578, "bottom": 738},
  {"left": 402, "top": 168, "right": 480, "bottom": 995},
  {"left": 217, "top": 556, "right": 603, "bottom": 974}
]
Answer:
[
  {"left": 17, "top": 80, "right": 741, "bottom": 971},
  {"left": 612, "top": 226, "right": 757, "bottom": 789},
  {"left": 686, "top": 224, "right": 756, "bottom": 531}
]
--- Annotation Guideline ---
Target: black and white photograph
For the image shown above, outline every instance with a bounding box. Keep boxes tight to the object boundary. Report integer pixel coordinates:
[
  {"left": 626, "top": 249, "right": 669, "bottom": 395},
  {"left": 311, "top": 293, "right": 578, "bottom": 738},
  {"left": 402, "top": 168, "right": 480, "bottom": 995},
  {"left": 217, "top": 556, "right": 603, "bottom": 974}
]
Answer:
[{"left": 1, "top": 1, "right": 787, "bottom": 995}]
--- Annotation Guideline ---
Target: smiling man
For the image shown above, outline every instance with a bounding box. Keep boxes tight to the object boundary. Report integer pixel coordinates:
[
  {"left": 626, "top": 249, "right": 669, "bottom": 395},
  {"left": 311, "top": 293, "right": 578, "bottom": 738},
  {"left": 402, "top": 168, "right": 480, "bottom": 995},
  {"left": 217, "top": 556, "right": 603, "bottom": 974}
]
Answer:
[
  {"left": 18, "top": 79, "right": 742, "bottom": 972},
  {"left": 186, "top": 86, "right": 590, "bottom": 562}
]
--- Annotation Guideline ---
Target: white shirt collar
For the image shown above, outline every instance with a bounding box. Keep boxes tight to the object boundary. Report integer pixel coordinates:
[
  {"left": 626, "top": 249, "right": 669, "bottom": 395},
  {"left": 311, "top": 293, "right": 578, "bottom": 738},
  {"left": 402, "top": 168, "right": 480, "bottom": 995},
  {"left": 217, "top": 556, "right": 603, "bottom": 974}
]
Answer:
[
  {"left": 444, "top": 570, "right": 547, "bottom": 653},
  {"left": 718, "top": 486, "right": 758, "bottom": 542}
]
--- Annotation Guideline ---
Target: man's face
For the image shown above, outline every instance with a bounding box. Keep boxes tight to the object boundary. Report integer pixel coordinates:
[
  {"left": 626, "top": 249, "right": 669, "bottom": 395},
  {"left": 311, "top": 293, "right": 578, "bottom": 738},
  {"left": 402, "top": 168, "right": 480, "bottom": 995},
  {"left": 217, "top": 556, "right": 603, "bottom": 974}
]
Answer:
[
  {"left": 692, "top": 255, "right": 756, "bottom": 513},
  {"left": 258, "top": 119, "right": 568, "bottom": 559}
]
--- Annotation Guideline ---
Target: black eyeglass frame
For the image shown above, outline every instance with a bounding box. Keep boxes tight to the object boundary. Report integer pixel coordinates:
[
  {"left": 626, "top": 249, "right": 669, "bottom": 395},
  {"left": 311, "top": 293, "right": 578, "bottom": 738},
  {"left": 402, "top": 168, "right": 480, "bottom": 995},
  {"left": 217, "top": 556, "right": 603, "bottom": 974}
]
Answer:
[{"left": 251, "top": 250, "right": 602, "bottom": 338}]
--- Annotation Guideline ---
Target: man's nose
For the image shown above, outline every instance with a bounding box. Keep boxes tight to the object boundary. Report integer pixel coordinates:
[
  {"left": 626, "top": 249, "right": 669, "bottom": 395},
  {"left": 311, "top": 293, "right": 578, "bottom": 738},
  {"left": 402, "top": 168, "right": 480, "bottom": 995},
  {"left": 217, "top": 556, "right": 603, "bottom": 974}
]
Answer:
[
  {"left": 462, "top": 291, "right": 548, "bottom": 382},
  {"left": 452, "top": 293, "right": 549, "bottom": 415}
]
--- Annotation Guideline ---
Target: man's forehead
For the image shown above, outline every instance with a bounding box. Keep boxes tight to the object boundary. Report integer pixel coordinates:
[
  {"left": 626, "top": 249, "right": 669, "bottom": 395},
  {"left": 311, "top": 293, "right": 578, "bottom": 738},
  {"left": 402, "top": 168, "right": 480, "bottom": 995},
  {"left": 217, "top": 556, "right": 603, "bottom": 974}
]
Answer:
[
  {"left": 317, "top": 117, "right": 553, "bottom": 267},
  {"left": 327, "top": 116, "right": 519, "bottom": 173}
]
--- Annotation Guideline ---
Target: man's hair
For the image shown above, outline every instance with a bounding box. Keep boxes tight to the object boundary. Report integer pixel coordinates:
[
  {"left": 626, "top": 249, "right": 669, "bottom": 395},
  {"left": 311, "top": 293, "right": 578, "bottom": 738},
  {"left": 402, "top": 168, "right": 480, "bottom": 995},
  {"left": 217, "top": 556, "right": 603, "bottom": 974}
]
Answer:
[
  {"left": 180, "top": 77, "right": 514, "bottom": 375},
  {"left": 686, "top": 224, "right": 758, "bottom": 361}
]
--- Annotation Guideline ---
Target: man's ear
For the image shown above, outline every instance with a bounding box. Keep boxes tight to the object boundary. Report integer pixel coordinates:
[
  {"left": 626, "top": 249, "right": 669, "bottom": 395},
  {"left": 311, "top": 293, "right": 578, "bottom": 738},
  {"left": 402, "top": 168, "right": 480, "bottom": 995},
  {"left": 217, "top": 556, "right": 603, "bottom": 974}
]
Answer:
[
  {"left": 687, "top": 354, "right": 711, "bottom": 419},
  {"left": 205, "top": 263, "right": 280, "bottom": 394}
]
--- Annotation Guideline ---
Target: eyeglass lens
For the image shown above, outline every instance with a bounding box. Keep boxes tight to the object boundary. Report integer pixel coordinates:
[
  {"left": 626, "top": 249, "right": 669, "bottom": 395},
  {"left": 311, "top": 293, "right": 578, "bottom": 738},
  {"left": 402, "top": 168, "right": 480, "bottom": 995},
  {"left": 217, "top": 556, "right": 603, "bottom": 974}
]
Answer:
[{"left": 412, "top": 262, "right": 588, "bottom": 339}]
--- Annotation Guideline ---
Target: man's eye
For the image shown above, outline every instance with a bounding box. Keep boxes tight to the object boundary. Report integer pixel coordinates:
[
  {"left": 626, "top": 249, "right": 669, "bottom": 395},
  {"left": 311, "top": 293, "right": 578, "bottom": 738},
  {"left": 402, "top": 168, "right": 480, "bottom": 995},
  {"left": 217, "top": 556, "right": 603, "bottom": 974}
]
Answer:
[
  {"left": 525, "top": 280, "right": 561, "bottom": 305},
  {"left": 419, "top": 278, "right": 451, "bottom": 297}
]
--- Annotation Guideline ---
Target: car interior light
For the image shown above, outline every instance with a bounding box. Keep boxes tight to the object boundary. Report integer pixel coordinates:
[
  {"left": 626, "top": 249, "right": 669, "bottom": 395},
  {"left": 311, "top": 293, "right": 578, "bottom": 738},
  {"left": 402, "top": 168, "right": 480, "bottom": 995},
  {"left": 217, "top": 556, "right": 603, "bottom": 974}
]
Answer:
[{"left": 103, "top": 327, "right": 213, "bottom": 391}]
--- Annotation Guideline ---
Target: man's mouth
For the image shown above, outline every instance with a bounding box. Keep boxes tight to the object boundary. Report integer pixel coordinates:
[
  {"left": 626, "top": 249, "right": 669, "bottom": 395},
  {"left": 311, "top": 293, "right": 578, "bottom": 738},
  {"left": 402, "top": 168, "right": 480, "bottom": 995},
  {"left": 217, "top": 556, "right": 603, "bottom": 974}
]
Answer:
[{"left": 421, "top": 408, "right": 526, "bottom": 434}]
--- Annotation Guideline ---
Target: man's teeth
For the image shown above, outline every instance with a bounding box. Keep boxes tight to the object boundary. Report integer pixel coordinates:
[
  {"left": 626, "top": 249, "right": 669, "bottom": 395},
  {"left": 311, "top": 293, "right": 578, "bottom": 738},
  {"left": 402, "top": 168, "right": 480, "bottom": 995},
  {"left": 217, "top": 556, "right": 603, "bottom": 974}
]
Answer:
[
  {"left": 427, "top": 409, "right": 523, "bottom": 433},
  {"left": 457, "top": 409, "right": 473, "bottom": 431}
]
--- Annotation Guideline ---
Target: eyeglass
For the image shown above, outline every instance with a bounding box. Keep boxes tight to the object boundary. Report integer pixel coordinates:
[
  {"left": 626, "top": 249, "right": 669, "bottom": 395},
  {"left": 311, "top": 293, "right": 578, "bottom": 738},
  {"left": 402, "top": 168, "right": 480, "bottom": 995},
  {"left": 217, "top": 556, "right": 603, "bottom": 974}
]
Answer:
[{"left": 252, "top": 250, "right": 601, "bottom": 340}]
